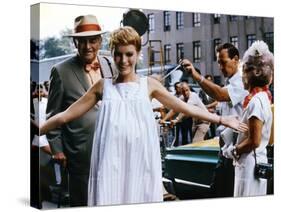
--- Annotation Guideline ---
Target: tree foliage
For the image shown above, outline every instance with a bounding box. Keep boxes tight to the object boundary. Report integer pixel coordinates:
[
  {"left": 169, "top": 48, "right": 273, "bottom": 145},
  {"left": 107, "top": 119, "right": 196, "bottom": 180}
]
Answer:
[
  {"left": 42, "top": 28, "right": 75, "bottom": 59},
  {"left": 32, "top": 28, "right": 112, "bottom": 60}
]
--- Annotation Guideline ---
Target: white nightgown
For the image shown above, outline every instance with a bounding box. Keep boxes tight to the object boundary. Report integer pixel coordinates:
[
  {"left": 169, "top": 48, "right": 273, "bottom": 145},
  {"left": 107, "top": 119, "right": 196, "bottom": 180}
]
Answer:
[{"left": 88, "top": 77, "right": 163, "bottom": 206}]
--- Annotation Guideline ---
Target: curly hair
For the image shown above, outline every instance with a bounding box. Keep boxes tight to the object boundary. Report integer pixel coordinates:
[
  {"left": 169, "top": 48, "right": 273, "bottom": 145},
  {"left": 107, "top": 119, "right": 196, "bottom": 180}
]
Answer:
[
  {"left": 109, "top": 26, "right": 141, "bottom": 52},
  {"left": 242, "top": 41, "right": 274, "bottom": 88}
]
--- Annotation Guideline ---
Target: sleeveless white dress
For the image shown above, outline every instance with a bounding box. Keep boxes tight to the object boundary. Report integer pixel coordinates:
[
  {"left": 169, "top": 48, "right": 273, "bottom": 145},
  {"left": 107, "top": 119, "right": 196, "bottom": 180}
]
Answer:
[{"left": 88, "top": 77, "right": 163, "bottom": 206}]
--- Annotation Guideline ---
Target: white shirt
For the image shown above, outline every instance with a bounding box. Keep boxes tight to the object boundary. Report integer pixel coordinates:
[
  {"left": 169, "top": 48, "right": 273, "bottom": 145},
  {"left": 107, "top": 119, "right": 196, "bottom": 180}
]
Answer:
[
  {"left": 181, "top": 92, "right": 208, "bottom": 124},
  {"left": 218, "top": 71, "right": 248, "bottom": 133},
  {"left": 220, "top": 71, "right": 248, "bottom": 117},
  {"left": 186, "top": 92, "right": 208, "bottom": 111},
  {"left": 237, "top": 92, "right": 272, "bottom": 157},
  {"left": 32, "top": 97, "right": 49, "bottom": 147}
]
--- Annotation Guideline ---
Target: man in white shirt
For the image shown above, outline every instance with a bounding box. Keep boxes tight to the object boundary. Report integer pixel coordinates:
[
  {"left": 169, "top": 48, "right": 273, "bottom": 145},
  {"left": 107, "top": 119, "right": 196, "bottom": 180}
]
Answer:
[
  {"left": 161, "top": 81, "right": 210, "bottom": 144},
  {"left": 181, "top": 43, "right": 248, "bottom": 197}
]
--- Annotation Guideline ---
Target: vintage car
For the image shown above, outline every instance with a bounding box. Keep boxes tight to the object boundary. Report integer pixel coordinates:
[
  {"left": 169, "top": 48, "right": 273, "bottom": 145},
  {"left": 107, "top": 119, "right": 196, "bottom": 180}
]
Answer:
[
  {"left": 163, "top": 136, "right": 274, "bottom": 200},
  {"left": 163, "top": 138, "right": 220, "bottom": 200}
]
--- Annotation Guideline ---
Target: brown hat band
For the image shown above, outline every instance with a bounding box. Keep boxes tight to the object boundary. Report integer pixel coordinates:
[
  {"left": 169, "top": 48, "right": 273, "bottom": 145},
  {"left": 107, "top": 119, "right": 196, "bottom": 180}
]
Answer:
[{"left": 75, "top": 24, "right": 101, "bottom": 33}]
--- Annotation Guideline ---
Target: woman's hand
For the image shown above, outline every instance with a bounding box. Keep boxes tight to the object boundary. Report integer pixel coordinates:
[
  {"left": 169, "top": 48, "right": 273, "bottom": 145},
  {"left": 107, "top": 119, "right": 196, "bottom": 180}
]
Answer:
[
  {"left": 221, "top": 115, "right": 248, "bottom": 133},
  {"left": 221, "top": 144, "right": 235, "bottom": 159}
]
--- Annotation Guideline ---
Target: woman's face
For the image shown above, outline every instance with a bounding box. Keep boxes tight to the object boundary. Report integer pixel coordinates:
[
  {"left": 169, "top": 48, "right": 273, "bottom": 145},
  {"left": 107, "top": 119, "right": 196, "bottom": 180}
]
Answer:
[
  {"left": 114, "top": 44, "right": 139, "bottom": 77},
  {"left": 242, "top": 65, "right": 250, "bottom": 90}
]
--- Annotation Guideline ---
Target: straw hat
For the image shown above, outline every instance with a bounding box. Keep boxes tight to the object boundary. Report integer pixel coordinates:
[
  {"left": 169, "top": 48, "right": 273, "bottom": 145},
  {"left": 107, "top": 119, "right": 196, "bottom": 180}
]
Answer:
[{"left": 67, "top": 15, "right": 106, "bottom": 37}]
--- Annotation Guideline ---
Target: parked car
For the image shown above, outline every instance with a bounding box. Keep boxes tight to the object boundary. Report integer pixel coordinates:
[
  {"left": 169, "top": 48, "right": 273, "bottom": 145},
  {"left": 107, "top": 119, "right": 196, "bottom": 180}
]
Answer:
[
  {"left": 163, "top": 137, "right": 274, "bottom": 200},
  {"left": 163, "top": 138, "right": 219, "bottom": 200}
]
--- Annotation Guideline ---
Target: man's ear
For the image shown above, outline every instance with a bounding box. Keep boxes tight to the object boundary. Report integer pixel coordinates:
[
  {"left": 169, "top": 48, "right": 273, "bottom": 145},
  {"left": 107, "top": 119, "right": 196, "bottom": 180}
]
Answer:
[{"left": 233, "top": 55, "right": 239, "bottom": 62}]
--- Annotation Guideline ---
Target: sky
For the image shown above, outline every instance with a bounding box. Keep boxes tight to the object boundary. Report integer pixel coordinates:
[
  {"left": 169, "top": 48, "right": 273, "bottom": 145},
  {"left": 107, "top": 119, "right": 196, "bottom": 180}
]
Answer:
[{"left": 31, "top": 3, "right": 128, "bottom": 39}]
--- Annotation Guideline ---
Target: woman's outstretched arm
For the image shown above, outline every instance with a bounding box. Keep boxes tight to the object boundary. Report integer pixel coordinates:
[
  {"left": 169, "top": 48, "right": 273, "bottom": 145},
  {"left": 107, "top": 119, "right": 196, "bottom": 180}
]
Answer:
[
  {"left": 40, "top": 79, "right": 104, "bottom": 135},
  {"left": 148, "top": 77, "right": 248, "bottom": 132}
]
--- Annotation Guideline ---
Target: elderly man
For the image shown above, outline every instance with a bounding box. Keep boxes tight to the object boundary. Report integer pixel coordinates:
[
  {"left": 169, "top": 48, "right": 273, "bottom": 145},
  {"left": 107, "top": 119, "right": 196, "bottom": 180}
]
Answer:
[
  {"left": 181, "top": 43, "right": 248, "bottom": 197},
  {"left": 161, "top": 81, "right": 209, "bottom": 145},
  {"left": 46, "top": 15, "right": 115, "bottom": 206}
]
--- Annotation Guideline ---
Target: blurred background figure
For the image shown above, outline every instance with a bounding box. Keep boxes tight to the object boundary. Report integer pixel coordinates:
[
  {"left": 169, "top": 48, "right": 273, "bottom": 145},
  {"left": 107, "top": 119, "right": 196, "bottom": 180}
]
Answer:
[
  {"left": 198, "top": 74, "right": 218, "bottom": 139},
  {"left": 31, "top": 83, "right": 52, "bottom": 154},
  {"left": 161, "top": 81, "right": 210, "bottom": 145}
]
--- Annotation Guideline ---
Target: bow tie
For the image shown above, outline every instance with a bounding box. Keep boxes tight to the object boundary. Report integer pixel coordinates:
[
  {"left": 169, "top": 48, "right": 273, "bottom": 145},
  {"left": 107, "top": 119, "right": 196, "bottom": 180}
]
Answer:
[{"left": 84, "top": 62, "right": 100, "bottom": 72}]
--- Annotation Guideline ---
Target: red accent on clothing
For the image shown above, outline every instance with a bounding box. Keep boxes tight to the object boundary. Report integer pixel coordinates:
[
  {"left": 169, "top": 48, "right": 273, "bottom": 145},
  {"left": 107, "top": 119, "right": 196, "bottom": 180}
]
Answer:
[
  {"left": 243, "top": 86, "right": 272, "bottom": 109},
  {"left": 84, "top": 61, "right": 100, "bottom": 72},
  {"left": 75, "top": 24, "right": 101, "bottom": 33}
]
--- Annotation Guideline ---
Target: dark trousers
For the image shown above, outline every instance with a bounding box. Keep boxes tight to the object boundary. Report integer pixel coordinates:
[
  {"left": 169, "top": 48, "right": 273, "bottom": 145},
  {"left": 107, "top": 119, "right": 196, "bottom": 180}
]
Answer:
[
  {"left": 175, "top": 118, "right": 193, "bottom": 146},
  {"left": 210, "top": 151, "right": 234, "bottom": 197},
  {"left": 69, "top": 173, "right": 89, "bottom": 207},
  {"left": 31, "top": 146, "right": 42, "bottom": 209}
]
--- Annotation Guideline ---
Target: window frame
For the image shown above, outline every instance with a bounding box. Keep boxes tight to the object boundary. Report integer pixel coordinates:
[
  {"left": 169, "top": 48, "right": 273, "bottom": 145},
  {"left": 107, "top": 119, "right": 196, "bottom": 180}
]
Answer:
[
  {"left": 193, "top": 41, "right": 201, "bottom": 63},
  {"left": 164, "top": 11, "right": 171, "bottom": 31},
  {"left": 193, "top": 13, "right": 201, "bottom": 27}
]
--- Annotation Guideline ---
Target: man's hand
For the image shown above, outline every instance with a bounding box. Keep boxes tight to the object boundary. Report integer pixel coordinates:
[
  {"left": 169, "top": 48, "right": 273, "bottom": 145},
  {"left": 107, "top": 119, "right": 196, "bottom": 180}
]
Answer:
[
  {"left": 159, "top": 119, "right": 165, "bottom": 125},
  {"left": 180, "top": 59, "right": 196, "bottom": 75},
  {"left": 170, "top": 119, "right": 178, "bottom": 128},
  {"left": 52, "top": 152, "right": 67, "bottom": 167}
]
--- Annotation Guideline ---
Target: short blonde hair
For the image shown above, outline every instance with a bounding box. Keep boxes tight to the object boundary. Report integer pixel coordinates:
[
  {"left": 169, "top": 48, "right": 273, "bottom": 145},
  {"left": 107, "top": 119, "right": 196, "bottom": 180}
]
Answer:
[{"left": 109, "top": 26, "right": 141, "bottom": 52}]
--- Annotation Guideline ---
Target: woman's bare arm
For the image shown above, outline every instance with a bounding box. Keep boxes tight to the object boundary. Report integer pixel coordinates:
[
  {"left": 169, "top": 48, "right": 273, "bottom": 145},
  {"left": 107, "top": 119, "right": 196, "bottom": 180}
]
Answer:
[
  {"left": 236, "top": 116, "right": 263, "bottom": 154},
  {"left": 148, "top": 77, "right": 248, "bottom": 132},
  {"left": 40, "top": 79, "right": 104, "bottom": 135}
]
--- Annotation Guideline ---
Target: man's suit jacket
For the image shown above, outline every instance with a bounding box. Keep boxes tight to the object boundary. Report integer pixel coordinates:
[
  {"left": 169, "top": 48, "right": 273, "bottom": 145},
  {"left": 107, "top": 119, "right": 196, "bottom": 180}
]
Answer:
[{"left": 46, "top": 54, "right": 114, "bottom": 174}]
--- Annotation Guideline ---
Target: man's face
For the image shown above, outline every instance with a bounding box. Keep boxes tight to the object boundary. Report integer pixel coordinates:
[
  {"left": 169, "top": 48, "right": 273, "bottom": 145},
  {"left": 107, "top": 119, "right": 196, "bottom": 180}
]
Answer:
[
  {"left": 175, "top": 83, "right": 182, "bottom": 94},
  {"left": 216, "top": 49, "right": 238, "bottom": 78},
  {"left": 181, "top": 83, "right": 190, "bottom": 98},
  {"left": 75, "top": 36, "right": 102, "bottom": 64}
]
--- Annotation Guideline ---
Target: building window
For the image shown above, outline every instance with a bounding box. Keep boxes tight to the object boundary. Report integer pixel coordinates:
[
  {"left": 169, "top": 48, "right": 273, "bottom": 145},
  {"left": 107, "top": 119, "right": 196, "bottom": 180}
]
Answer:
[
  {"left": 213, "top": 38, "right": 221, "bottom": 61},
  {"left": 148, "top": 13, "right": 155, "bottom": 32},
  {"left": 264, "top": 32, "right": 274, "bottom": 53},
  {"left": 245, "top": 16, "right": 254, "bottom": 19},
  {"left": 164, "top": 11, "right": 171, "bottom": 31},
  {"left": 164, "top": 44, "right": 171, "bottom": 64},
  {"left": 229, "top": 15, "right": 238, "bottom": 22},
  {"left": 193, "top": 13, "right": 201, "bottom": 27},
  {"left": 176, "top": 12, "right": 184, "bottom": 29},
  {"left": 230, "top": 36, "right": 238, "bottom": 49},
  {"left": 213, "top": 14, "right": 221, "bottom": 24},
  {"left": 247, "top": 34, "right": 256, "bottom": 48},
  {"left": 176, "top": 43, "right": 184, "bottom": 62},
  {"left": 193, "top": 41, "right": 201, "bottom": 63}
]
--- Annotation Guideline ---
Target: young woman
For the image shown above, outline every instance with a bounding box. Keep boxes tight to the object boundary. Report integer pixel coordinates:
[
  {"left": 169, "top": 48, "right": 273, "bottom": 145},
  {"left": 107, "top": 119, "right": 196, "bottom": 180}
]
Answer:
[
  {"left": 222, "top": 41, "right": 273, "bottom": 196},
  {"left": 40, "top": 26, "right": 247, "bottom": 206}
]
